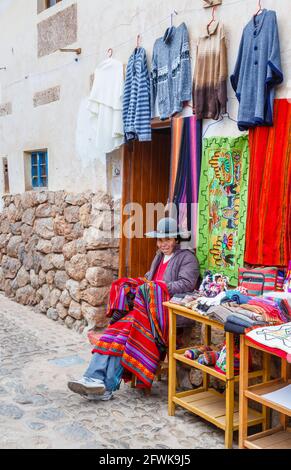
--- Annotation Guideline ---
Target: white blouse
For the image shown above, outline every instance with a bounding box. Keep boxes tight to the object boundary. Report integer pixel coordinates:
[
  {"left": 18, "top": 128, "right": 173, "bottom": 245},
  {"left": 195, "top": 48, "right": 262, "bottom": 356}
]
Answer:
[{"left": 88, "top": 58, "right": 124, "bottom": 153}]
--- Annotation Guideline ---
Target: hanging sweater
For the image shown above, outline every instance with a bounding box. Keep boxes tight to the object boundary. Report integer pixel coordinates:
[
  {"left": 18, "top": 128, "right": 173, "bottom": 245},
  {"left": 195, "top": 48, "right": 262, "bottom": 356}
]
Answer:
[
  {"left": 231, "top": 9, "right": 283, "bottom": 131},
  {"left": 193, "top": 22, "right": 228, "bottom": 120},
  {"left": 88, "top": 58, "right": 124, "bottom": 153},
  {"left": 123, "top": 48, "right": 151, "bottom": 142},
  {"left": 150, "top": 22, "right": 192, "bottom": 120}
]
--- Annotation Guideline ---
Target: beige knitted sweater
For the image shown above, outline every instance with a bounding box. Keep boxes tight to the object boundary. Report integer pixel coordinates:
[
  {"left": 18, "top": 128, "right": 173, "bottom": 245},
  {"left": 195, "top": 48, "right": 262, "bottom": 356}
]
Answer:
[{"left": 192, "top": 22, "right": 228, "bottom": 120}]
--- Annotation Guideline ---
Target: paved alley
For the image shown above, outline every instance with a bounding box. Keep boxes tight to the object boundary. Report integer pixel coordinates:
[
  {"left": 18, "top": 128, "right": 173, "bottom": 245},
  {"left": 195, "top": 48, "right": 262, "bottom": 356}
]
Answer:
[{"left": 0, "top": 294, "right": 225, "bottom": 449}]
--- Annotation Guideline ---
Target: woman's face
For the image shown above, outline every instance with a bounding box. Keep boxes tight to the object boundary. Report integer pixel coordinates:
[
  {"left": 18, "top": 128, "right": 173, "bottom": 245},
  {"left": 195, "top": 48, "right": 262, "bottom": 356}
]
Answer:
[{"left": 157, "top": 238, "right": 177, "bottom": 256}]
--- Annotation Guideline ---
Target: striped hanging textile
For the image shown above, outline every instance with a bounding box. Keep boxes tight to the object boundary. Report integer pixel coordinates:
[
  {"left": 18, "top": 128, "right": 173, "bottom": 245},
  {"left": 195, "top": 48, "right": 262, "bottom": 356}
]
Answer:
[
  {"left": 245, "top": 99, "right": 291, "bottom": 267},
  {"left": 169, "top": 116, "right": 202, "bottom": 247},
  {"left": 197, "top": 135, "right": 250, "bottom": 285}
]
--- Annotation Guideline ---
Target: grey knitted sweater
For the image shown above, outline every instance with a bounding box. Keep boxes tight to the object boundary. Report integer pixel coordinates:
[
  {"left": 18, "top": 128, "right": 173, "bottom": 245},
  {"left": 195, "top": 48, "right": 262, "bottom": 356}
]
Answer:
[{"left": 150, "top": 22, "right": 192, "bottom": 120}]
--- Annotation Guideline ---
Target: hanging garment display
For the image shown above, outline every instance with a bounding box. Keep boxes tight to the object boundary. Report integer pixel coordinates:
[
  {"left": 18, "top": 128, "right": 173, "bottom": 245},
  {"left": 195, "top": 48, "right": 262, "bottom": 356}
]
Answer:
[
  {"left": 123, "top": 47, "right": 151, "bottom": 142},
  {"left": 192, "top": 22, "right": 228, "bottom": 120},
  {"left": 168, "top": 116, "right": 202, "bottom": 247},
  {"left": 150, "top": 22, "right": 192, "bottom": 120},
  {"left": 88, "top": 58, "right": 124, "bottom": 153},
  {"left": 197, "top": 135, "right": 250, "bottom": 285},
  {"left": 231, "top": 9, "right": 283, "bottom": 131},
  {"left": 245, "top": 99, "right": 291, "bottom": 267}
]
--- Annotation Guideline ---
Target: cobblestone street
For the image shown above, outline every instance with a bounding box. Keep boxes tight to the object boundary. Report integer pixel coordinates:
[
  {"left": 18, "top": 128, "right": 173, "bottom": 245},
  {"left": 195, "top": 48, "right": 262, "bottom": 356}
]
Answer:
[{"left": 0, "top": 293, "right": 225, "bottom": 449}]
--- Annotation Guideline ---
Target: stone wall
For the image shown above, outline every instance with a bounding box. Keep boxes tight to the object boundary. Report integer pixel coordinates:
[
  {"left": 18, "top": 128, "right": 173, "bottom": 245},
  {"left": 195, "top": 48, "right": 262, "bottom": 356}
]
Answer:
[{"left": 0, "top": 191, "right": 120, "bottom": 334}]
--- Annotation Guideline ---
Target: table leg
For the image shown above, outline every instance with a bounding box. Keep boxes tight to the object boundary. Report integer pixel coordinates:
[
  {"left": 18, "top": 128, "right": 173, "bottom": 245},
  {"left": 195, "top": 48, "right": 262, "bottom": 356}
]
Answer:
[
  {"left": 239, "top": 335, "right": 249, "bottom": 449},
  {"left": 225, "top": 332, "right": 234, "bottom": 449},
  {"left": 168, "top": 309, "right": 177, "bottom": 416},
  {"left": 280, "top": 358, "right": 289, "bottom": 430},
  {"left": 262, "top": 351, "right": 271, "bottom": 430},
  {"left": 203, "top": 325, "right": 211, "bottom": 391}
]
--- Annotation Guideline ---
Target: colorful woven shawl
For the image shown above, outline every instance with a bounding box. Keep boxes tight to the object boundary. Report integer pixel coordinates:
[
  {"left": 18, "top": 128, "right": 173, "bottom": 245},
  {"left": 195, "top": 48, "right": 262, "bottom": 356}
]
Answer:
[
  {"left": 169, "top": 115, "right": 202, "bottom": 247},
  {"left": 93, "top": 280, "right": 170, "bottom": 389},
  {"left": 197, "top": 135, "right": 250, "bottom": 285},
  {"left": 106, "top": 277, "right": 146, "bottom": 317},
  {"left": 245, "top": 99, "right": 291, "bottom": 266}
]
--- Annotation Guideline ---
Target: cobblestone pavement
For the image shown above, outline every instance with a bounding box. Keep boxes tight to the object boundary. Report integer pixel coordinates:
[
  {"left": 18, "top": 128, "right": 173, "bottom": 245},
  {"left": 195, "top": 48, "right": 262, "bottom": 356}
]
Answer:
[{"left": 0, "top": 293, "right": 226, "bottom": 449}]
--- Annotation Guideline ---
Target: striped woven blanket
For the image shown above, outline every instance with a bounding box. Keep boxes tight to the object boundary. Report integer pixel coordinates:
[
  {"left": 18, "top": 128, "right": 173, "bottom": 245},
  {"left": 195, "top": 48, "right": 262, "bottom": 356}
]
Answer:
[{"left": 93, "top": 279, "right": 170, "bottom": 389}]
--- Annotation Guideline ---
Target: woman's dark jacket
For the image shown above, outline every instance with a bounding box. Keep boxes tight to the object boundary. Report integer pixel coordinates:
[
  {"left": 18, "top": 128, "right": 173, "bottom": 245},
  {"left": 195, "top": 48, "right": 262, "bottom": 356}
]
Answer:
[{"left": 145, "top": 246, "right": 200, "bottom": 327}]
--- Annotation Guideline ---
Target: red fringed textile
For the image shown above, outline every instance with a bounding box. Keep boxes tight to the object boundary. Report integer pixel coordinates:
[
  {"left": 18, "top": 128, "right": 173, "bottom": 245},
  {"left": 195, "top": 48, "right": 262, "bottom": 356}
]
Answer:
[
  {"left": 106, "top": 277, "right": 146, "bottom": 317},
  {"left": 245, "top": 99, "right": 291, "bottom": 266}
]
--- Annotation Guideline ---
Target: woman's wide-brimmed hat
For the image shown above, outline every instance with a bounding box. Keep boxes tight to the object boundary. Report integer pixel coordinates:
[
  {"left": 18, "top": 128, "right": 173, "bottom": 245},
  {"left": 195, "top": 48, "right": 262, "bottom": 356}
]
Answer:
[{"left": 145, "top": 217, "right": 191, "bottom": 239}]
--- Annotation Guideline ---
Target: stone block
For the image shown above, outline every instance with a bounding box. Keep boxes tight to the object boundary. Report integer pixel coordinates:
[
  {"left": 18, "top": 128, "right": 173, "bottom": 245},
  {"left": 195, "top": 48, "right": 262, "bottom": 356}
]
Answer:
[
  {"left": 0, "top": 102, "right": 12, "bottom": 117},
  {"left": 33, "top": 86, "right": 60, "bottom": 108},
  {"left": 37, "top": 4, "right": 77, "bottom": 57}
]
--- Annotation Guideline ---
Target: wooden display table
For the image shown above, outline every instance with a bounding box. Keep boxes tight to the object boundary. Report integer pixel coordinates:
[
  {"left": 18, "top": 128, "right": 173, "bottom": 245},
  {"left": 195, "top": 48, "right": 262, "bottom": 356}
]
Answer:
[
  {"left": 164, "top": 302, "right": 264, "bottom": 449},
  {"left": 239, "top": 335, "right": 291, "bottom": 449}
]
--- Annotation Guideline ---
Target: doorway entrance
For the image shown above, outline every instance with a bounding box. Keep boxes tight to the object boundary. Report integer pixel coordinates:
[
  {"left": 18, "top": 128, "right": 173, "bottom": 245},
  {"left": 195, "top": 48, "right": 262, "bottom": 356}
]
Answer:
[{"left": 119, "top": 124, "right": 172, "bottom": 278}]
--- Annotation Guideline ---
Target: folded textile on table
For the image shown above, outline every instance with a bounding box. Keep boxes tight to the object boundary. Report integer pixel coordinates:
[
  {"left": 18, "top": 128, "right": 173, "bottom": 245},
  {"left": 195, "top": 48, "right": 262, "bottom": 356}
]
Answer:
[
  {"left": 246, "top": 322, "right": 291, "bottom": 363},
  {"left": 223, "top": 290, "right": 253, "bottom": 304},
  {"left": 170, "top": 296, "right": 186, "bottom": 305},
  {"left": 186, "top": 300, "right": 199, "bottom": 310},
  {"left": 221, "top": 302, "right": 264, "bottom": 322},
  {"left": 239, "top": 303, "right": 267, "bottom": 316},
  {"left": 267, "top": 298, "right": 291, "bottom": 323},
  {"left": 224, "top": 321, "right": 246, "bottom": 335},
  {"left": 248, "top": 299, "right": 284, "bottom": 324},
  {"left": 196, "top": 302, "right": 211, "bottom": 315},
  {"left": 207, "top": 305, "right": 235, "bottom": 324},
  {"left": 170, "top": 291, "right": 201, "bottom": 305},
  {"left": 180, "top": 293, "right": 201, "bottom": 306},
  {"left": 197, "top": 291, "right": 227, "bottom": 306},
  {"left": 280, "top": 300, "right": 291, "bottom": 322},
  {"left": 227, "top": 314, "right": 265, "bottom": 329}
]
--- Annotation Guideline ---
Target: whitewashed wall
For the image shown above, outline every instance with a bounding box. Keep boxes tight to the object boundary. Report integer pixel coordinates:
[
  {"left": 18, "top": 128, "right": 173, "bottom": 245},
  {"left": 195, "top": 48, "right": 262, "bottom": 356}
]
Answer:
[{"left": 0, "top": 0, "right": 290, "bottom": 206}]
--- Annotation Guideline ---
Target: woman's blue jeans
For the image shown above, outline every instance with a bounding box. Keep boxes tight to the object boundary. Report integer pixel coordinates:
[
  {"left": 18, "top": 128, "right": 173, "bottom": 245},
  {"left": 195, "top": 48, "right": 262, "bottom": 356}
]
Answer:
[{"left": 84, "top": 353, "right": 123, "bottom": 392}]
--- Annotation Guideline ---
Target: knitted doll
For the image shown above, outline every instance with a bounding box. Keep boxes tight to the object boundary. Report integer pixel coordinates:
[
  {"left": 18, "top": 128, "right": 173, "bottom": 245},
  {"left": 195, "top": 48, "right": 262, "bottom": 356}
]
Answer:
[
  {"left": 184, "top": 345, "right": 212, "bottom": 360},
  {"left": 197, "top": 350, "right": 220, "bottom": 367}
]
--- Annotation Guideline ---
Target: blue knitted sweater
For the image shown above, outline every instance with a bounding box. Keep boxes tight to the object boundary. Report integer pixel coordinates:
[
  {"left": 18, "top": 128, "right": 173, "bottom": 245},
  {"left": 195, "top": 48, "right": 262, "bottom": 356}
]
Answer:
[
  {"left": 123, "top": 47, "right": 151, "bottom": 142},
  {"left": 150, "top": 23, "right": 192, "bottom": 120},
  {"left": 231, "top": 10, "right": 283, "bottom": 131}
]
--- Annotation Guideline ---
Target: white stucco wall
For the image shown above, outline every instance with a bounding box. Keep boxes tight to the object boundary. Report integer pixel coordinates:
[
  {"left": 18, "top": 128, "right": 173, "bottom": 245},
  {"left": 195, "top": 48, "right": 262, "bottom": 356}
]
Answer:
[{"left": 0, "top": 0, "right": 290, "bottom": 204}]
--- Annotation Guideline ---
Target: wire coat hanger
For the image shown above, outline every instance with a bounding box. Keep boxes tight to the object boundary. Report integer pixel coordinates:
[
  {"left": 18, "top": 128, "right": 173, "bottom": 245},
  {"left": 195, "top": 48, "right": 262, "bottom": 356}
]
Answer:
[
  {"left": 203, "top": 115, "right": 223, "bottom": 138},
  {"left": 254, "top": 0, "right": 263, "bottom": 17},
  {"left": 221, "top": 111, "right": 238, "bottom": 124},
  {"left": 136, "top": 34, "right": 141, "bottom": 50},
  {"left": 170, "top": 10, "right": 178, "bottom": 27},
  {"left": 207, "top": 6, "right": 217, "bottom": 35},
  {"left": 107, "top": 48, "right": 113, "bottom": 58},
  {"left": 203, "top": 112, "right": 238, "bottom": 138}
]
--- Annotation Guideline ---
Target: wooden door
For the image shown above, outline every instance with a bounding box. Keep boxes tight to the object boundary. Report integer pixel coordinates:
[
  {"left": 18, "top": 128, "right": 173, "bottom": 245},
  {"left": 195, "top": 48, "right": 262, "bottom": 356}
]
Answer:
[{"left": 119, "top": 128, "right": 172, "bottom": 278}]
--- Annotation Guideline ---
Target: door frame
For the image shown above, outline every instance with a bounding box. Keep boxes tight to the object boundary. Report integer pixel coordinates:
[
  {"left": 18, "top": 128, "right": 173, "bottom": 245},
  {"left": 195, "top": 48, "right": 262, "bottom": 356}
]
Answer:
[{"left": 119, "top": 119, "right": 172, "bottom": 278}]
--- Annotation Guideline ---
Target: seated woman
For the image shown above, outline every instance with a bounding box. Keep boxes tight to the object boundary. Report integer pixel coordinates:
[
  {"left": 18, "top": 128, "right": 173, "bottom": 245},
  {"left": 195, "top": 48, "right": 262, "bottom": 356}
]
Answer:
[{"left": 68, "top": 217, "right": 200, "bottom": 401}]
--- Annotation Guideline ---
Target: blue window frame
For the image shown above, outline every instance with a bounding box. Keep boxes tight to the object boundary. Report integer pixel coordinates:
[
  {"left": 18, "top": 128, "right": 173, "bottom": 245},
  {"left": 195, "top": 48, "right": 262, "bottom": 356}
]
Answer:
[{"left": 31, "top": 151, "right": 48, "bottom": 188}]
